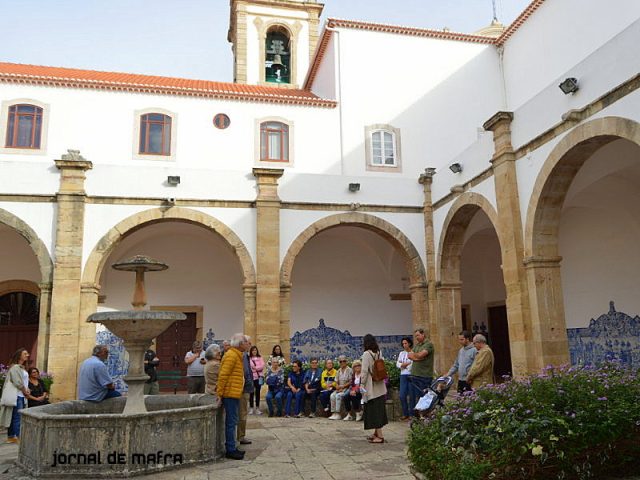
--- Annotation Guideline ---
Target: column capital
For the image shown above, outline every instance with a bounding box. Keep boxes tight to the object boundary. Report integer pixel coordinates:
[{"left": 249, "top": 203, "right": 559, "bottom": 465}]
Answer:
[
  {"left": 242, "top": 282, "right": 258, "bottom": 293},
  {"left": 418, "top": 167, "right": 437, "bottom": 186},
  {"left": 54, "top": 149, "right": 93, "bottom": 171},
  {"left": 80, "top": 282, "right": 101, "bottom": 295},
  {"left": 483, "top": 111, "right": 514, "bottom": 132},
  {"left": 253, "top": 168, "right": 284, "bottom": 202},
  {"left": 409, "top": 282, "right": 427, "bottom": 291},
  {"left": 523, "top": 255, "right": 563, "bottom": 268}
]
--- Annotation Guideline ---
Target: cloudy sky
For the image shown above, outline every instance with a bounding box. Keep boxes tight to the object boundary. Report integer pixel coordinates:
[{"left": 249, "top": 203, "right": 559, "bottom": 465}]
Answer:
[{"left": 0, "top": 0, "right": 531, "bottom": 81}]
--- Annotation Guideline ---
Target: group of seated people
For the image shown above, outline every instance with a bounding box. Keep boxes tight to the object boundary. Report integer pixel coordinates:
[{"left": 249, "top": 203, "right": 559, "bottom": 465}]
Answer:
[{"left": 261, "top": 356, "right": 363, "bottom": 421}]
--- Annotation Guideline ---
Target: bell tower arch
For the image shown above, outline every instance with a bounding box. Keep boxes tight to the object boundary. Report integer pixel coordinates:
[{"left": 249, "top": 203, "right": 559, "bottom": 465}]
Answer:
[{"left": 228, "top": 0, "right": 324, "bottom": 87}]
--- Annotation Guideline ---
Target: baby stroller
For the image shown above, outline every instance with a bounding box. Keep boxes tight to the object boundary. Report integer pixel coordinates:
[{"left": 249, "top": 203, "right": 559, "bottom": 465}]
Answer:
[{"left": 413, "top": 375, "right": 454, "bottom": 418}]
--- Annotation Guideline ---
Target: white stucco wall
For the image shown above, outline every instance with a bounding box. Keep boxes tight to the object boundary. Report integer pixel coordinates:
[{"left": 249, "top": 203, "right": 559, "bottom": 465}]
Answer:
[{"left": 0, "top": 202, "right": 56, "bottom": 259}]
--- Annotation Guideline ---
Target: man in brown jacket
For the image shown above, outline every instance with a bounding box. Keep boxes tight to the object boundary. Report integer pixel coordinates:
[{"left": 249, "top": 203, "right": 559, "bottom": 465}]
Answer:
[
  {"left": 466, "top": 334, "right": 495, "bottom": 390},
  {"left": 216, "top": 333, "right": 248, "bottom": 460}
]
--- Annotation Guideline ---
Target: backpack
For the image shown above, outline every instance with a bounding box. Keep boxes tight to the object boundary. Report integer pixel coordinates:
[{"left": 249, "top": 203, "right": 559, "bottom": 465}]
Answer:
[{"left": 369, "top": 352, "right": 388, "bottom": 382}]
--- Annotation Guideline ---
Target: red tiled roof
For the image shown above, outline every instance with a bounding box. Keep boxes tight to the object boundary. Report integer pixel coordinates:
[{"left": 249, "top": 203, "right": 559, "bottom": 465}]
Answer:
[
  {"left": 496, "top": 0, "right": 546, "bottom": 45},
  {"left": 0, "top": 62, "right": 337, "bottom": 108},
  {"left": 305, "top": 0, "right": 548, "bottom": 89}
]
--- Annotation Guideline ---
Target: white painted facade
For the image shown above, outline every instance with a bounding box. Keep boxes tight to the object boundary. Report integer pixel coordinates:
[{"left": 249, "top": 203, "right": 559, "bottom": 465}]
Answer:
[{"left": 1, "top": 0, "right": 640, "bottom": 376}]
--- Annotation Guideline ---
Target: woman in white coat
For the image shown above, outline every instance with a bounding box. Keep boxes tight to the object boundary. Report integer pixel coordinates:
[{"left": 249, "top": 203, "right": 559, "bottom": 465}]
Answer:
[{"left": 1, "top": 348, "right": 30, "bottom": 443}]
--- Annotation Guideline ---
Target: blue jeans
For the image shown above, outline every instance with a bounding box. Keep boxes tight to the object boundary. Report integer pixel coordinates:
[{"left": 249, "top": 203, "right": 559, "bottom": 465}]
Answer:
[
  {"left": 285, "top": 389, "right": 305, "bottom": 415},
  {"left": 266, "top": 389, "right": 283, "bottom": 416},
  {"left": 8, "top": 397, "right": 25, "bottom": 438},
  {"left": 222, "top": 398, "right": 240, "bottom": 453},
  {"left": 104, "top": 389, "right": 122, "bottom": 399},
  {"left": 319, "top": 389, "right": 333, "bottom": 410},
  {"left": 399, "top": 374, "right": 411, "bottom": 417},
  {"left": 408, "top": 375, "right": 432, "bottom": 411}
]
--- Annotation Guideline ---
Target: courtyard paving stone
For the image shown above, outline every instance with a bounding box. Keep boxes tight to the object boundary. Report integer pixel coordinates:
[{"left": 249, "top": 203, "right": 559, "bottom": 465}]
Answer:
[{"left": 0, "top": 416, "right": 414, "bottom": 480}]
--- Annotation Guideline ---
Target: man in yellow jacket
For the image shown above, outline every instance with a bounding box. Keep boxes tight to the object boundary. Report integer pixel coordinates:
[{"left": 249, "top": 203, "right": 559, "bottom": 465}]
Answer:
[
  {"left": 466, "top": 334, "right": 495, "bottom": 390},
  {"left": 217, "top": 333, "right": 249, "bottom": 460}
]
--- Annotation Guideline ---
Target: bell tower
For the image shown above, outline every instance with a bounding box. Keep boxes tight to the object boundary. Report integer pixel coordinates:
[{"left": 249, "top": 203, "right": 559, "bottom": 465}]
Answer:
[{"left": 228, "top": 0, "right": 324, "bottom": 87}]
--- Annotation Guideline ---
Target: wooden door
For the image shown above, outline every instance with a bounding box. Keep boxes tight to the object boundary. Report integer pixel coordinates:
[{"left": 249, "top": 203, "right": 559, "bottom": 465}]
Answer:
[
  {"left": 155, "top": 312, "right": 197, "bottom": 392},
  {"left": 487, "top": 305, "right": 513, "bottom": 380},
  {"left": 0, "top": 292, "right": 39, "bottom": 365}
]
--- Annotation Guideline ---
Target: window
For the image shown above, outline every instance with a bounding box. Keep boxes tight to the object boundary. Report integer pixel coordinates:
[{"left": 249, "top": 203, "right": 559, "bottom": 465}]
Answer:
[
  {"left": 265, "top": 27, "right": 291, "bottom": 84},
  {"left": 5, "top": 104, "right": 43, "bottom": 149},
  {"left": 260, "top": 121, "right": 289, "bottom": 162},
  {"left": 139, "top": 113, "right": 171, "bottom": 155},
  {"left": 365, "top": 124, "right": 402, "bottom": 172},
  {"left": 370, "top": 130, "right": 396, "bottom": 166}
]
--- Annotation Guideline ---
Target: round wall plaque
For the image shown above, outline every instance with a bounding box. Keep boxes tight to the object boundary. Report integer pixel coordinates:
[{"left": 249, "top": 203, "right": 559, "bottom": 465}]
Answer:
[{"left": 213, "top": 113, "right": 231, "bottom": 129}]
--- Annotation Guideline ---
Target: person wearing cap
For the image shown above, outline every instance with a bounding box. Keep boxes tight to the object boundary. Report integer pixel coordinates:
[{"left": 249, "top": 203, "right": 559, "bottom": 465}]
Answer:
[
  {"left": 329, "top": 355, "right": 352, "bottom": 420},
  {"left": 343, "top": 359, "right": 363, "bottom": 421},
  {"left": 185, "top": 341, "right": 206, "bottom": 394}
]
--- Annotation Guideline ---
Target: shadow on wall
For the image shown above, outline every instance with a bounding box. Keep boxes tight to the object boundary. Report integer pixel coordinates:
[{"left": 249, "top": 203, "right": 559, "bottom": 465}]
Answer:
[
  {"left": 290, "top": 319, "right": 408, "bottom": 362},
  {"left": 567, "top": 301, "right": 640, "bottom": 369}
]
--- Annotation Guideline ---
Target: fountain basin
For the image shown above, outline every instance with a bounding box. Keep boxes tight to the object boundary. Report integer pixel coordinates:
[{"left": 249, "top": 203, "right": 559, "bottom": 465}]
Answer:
[
  {"left": 87, "top": 311, "right": 185, "bottom": 341},
  {"left": 18, "top": 395, "right": 223, "bottom": 477}
]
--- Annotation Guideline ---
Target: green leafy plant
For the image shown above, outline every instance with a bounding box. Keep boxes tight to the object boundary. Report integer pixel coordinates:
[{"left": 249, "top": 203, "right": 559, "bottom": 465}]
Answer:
[{"left": 408, "top": 362, "right": 640, "bottom": 479}]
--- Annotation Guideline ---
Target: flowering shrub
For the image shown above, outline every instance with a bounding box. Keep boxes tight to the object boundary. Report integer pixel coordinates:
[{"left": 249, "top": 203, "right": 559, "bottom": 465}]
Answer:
[{"left": 408, "top": 363, "right": 640, "bottom": 479}]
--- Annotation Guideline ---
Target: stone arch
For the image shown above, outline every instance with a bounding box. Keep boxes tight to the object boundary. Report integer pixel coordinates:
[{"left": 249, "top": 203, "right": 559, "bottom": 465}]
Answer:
[
  {"left": 82, "top": 207, "right": 256, "bottom": 286},
  {"left": 279, "top": 212, "right": 428, "bottom": 356},
  {"left": 0, "top": 207, "right": 53, "bottom": 284},
  {"left": 525, "top": 116, "right": 640, "bottom": 258},
  {"left": 437, "top": 192, "right": 502, "bottom": 283},
  {"left": 281, "top": 212, "right": 426, "bottom": 287}
]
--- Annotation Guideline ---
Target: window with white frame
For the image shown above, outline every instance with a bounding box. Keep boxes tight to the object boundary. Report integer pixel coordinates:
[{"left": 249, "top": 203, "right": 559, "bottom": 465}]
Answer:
[
  {"left": 0, "top": 99, "right": 49, "bottom": 155},
  {"left": 260, "top": 121, "right": 289, "bottom": 162},
  {"left": 365, "top": 125, "right": 401, "bottom": 172},
  {"left": 132, "top": 108, "right": 177, "bottom": 161}
]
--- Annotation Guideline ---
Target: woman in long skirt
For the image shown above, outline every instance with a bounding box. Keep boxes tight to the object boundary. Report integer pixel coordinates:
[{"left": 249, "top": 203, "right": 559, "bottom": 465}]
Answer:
[{"left": 360, "top": 334, "right": 388, "bottom": 443}]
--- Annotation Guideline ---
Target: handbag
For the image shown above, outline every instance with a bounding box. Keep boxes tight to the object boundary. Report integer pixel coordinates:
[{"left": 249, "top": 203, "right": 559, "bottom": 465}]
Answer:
[
  {"left": 258, "top": 376, "right": 264, "bottom": 386},
  {"left": 1, "top": 376, "right": 19, "bottom": 407}
]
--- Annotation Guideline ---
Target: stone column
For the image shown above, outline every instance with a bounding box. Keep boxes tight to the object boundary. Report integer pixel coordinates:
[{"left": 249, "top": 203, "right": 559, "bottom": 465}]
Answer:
[
  {"left": 419, "top": 169, "right": 441, "bottom": 361},
  {"left": 409, "top": 282, "right": 428, "bottom": 333},
  {"left": 524, "top": 256, "right": 570, "bottom": 370},
  {"left": 484, "top": 112, "right": 533, "bottom": 377},
  {"left": 47, "top": 150, "right": 92, "bottom": 400},
  {"left": 280, "top": 282, "right": 292, "bottom": 361},
  {"left": 36, "top": 282, "right": 52, "bottom": 371},
  {"left": 243, "top": 283, "right": 257, "bottom": 344},
  {"left": 252, "top": 168, "right": 284, "bottom": 358},
  {"left": 436, "top": 282, "right": 463, "bottom": 376},
  {"left": 77, "top": 282, "right": 100, "bottom": 371}
]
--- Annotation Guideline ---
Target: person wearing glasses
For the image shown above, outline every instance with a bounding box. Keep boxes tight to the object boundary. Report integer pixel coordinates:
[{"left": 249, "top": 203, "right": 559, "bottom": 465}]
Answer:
[{"left": 329, "top": 355, "right": 352, "bottom": 420}]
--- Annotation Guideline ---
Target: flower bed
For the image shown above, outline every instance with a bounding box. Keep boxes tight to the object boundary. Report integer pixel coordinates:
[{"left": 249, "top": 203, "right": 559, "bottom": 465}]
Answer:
[{"left": 408, "top": 363, "right": 640, "bottom": 479}]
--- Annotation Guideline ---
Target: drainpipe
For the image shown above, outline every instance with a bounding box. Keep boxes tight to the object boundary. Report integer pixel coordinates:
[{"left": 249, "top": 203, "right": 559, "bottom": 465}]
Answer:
[
  {"left": 497, "top": 44, "right": 508, "bottom": 110},
  {"left": 325, "top": 25, "right": 345, "bottom": 175}
]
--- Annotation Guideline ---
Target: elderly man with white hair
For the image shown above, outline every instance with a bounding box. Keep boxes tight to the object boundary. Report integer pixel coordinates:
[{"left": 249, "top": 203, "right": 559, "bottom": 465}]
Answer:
[
  {"left": 217, "top": 333, "right": 249, "bottom": 460},
  {"left": 466, "top": 334, "right": 495, "bottom": 390}
]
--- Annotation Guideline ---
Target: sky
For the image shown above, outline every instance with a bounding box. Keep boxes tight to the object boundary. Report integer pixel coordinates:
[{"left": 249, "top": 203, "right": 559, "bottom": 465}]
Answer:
[{"left": 0, "top": 0, "right": 531, "bottom": 82}]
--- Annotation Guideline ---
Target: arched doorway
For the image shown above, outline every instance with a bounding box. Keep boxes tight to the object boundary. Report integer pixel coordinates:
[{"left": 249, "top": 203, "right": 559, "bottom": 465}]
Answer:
[
  {"left": 281, "top": 213, "right": 427, "bottom": 361},
  {"left": 0, "top": 210, "right": 53, "bottom": 366},
  {"left": 81, "top": 207, "right": 256, "bottom": 390},
  {"left": 526, "top": 117, "right": 640, "bottom": 369},
  {"left": 438, "top": 193, "right": 510, "bottom": 377}
]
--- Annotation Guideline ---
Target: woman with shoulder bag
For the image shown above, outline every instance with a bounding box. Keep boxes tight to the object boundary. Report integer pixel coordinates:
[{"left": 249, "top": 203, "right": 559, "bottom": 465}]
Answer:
[
  {"left": 248, "top": 346, "right": 265, "bottom": 415},
  {"left": 360, "top": 334, "right": 388, "bottom": 444},
  {"left": 1, "top": 348, "right": 31, "bottom": 443}
]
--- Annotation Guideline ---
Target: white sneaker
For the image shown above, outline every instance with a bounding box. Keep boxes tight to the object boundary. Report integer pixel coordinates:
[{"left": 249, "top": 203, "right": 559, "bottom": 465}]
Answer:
[
  {"left": 355, "top": 412, "right": 363, "bottom": 421},
  {"left": 343, "top": 414, "right": 354, "bottom": 421},
  {"left": 248, "top": 408, "right": 254, "bottom": 415},
  {"left": 255, "top": 409, "right": 263, "bottom": 415},
  {"left": 329, "top": 413, "right": 341, "bottom": 420},
  {"left": 308, "top": 413, "right": 315, "bottom": 418}
]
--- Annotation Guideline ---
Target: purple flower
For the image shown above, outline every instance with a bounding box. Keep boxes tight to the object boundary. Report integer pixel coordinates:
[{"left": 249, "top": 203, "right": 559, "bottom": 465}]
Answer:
[{"left": 597, "top": 397, "right": 607, "bottom": 401}]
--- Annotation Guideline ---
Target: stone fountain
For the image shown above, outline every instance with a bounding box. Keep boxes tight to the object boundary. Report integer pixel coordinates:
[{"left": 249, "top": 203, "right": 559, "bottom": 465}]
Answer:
[{"left": 18, "top": 255, "right": 224, "bottom": 477}]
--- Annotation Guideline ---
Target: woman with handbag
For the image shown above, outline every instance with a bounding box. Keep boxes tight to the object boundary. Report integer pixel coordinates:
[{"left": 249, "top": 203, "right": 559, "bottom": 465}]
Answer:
[
  {"left": 265, "top": 358, "right": 285, "bottom": 417},
  {"left": 1, "top": 348, "right": 30, "bottom": 443},
  {"left": 248, "top": 346, "right": 265, "bottom": 415},
  {"left": 360, "top": 334, "right": 388, "bottom": 444}
]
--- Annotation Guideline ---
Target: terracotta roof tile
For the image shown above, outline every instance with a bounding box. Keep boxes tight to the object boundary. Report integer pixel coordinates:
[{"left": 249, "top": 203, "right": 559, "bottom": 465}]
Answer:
[{"left": 0, "top": 62, "right": 337, "bottom": 108}]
